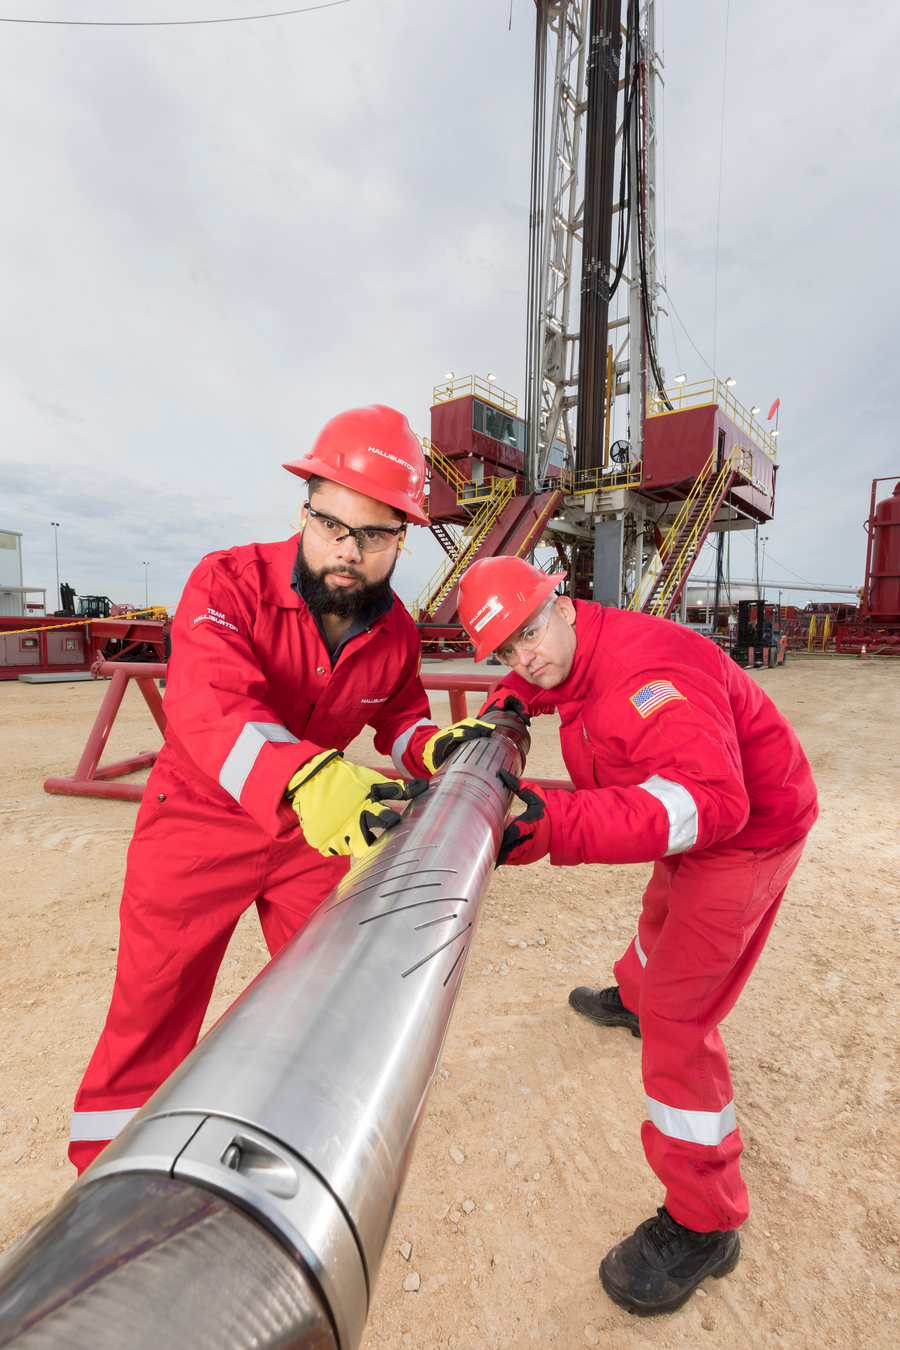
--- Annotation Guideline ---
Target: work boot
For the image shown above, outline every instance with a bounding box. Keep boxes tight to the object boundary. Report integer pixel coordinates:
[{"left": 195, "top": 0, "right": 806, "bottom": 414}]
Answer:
[
  {"left": 600, "top": 1206, "right": 740, "bottom": 1316},
  {"left": 568, "top": 985, "right": 641, "bottom": 1038}
]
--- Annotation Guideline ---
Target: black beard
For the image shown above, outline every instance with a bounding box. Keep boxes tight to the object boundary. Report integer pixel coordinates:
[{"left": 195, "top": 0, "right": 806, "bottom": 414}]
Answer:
[{"left": 296, "top": 533, "right": 397, "bottom": 619}]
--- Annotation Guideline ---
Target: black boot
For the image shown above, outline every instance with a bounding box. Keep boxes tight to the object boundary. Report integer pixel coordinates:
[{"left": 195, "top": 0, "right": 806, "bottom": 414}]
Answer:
[
  {"left": 568, "top": 985, "right": 641, "bottom": 1038},
  {"left": 600, "top": 1206, "right": 740, "bottom": 1316}
]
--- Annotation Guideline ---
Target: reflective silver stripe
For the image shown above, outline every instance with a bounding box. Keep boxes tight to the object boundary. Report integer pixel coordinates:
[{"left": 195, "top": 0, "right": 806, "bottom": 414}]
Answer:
[
  {"left": 634, "top": 933, "right": 647, "bottom": 968},
  {"left": 645, "top": 1095, "right": 737, "bottom": 1146},
  {"left": 219, "top": 721, "right": 299, "bottom": 803},
  {"left": 638, "top": 775, "right": 699, "bottom": 855},
  {"left": 70, "top": 1107, "right": 139, "bottom": 1142},
  {"left": 391, "top": 718, "right": 436, "bottom": 774}
]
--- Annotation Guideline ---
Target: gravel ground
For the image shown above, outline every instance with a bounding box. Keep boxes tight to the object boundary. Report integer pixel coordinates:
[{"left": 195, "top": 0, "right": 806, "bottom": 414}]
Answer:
[{"left": 0, "top": 658, "right": 897, "bottom": 1349}]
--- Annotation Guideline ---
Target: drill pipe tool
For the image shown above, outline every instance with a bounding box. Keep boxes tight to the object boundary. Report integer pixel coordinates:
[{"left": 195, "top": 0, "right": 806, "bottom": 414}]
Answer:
[{"left": 0, "top": 711, "right": 531, "bottom": 1350}]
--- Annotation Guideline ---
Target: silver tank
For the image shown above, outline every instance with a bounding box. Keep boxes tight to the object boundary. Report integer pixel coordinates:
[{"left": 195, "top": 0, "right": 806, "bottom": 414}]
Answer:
[{"left": 0, "top": 713, "right": 530, "bottom": 1350}]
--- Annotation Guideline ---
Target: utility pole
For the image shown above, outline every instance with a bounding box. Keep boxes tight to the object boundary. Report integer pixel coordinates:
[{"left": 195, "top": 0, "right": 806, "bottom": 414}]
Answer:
[
  {"left": 51, "top": 521, "right": 60, "bottom": 612},
  {"left": 143, "top": 562, "right": 150, "bottom": 609}
]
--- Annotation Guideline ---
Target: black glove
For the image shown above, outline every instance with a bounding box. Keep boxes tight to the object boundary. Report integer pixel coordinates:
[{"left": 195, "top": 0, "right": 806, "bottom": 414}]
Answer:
[
  {"left": 495, "top": 767, "right": 550, "bottom": 867},
  {"left": 478, "top": 695, "right": 532, "bottom": 727}
]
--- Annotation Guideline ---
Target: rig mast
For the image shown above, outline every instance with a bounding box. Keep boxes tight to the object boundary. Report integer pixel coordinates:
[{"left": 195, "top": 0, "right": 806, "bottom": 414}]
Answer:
[
  {"left": 525, "top": 0, "right": 667, "bottom": 606},
  {"left": 415, "top": 0, "right": 778, "bottom": 651}
]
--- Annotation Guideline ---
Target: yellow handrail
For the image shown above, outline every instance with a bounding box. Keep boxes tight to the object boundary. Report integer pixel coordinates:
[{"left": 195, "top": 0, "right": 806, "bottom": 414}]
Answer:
[
  {"left": 629, "top": 449, "right": 715, "bottom": 613},
  {"left": 647, "top": 379, "right": 777, "bottom": 461},
  {"left": 557, "top": 461, "right": 643, "bottom": 496},
  {"left": 629, "top": 446, "right": 743, "bottom": 618},
  {"left": 422, "top": 438, "right": 470, "bottom": 501},
  {"left": 412, "top": 475, "right": 517, "bottom": 620},
  {"left": 807, "top": 615, "right": 817, "bottom": 652},
  {"left": 432, "top": 374, "right": 518, "bottom": 415}
]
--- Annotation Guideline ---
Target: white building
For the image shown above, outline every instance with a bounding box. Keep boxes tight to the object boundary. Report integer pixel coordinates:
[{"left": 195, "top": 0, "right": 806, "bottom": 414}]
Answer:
[{"left": 0, "top": 530, "right": 47, "bottom": 617}]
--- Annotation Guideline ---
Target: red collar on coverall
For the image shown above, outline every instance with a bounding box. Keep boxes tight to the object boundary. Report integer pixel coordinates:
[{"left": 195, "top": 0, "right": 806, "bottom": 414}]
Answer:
[
  {"left": 288, "top": 538, "right": 396, "bottom": 669},
  {"left": 160, "top": 534, "right": 434, "bottom": 840}
]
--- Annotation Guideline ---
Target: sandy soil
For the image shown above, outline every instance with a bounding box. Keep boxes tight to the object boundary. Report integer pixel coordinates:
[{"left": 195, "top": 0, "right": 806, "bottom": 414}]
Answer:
[{"left": 0, "top": 660, "right": 898, "bottom": 1348}]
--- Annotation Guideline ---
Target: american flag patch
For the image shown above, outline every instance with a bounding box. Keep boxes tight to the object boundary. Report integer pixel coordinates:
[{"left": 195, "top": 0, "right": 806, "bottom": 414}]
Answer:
[{"left": 629, "top": 681, "right": 686, "bottom": 718}]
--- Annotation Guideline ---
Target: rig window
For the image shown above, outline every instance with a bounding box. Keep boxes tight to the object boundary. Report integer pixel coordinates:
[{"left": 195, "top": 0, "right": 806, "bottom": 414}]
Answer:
[{"left": 484, "top": 405, "right": 518, "bottom": 448}]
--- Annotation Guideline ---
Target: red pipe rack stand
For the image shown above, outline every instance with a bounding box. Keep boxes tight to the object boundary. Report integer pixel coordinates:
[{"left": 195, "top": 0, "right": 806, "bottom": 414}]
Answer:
[
  {"left": 44, "top": 662, "right": 167, "bottom": 801},
  {"left": 44, "top": 662, "right": 574, "bottom": 801}
]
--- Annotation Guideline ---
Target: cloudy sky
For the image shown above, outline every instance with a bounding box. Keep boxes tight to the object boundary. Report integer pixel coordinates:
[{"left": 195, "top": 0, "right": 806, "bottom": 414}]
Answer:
[{"left": 1, "top": 0, "right": 897, "bottom": 613}]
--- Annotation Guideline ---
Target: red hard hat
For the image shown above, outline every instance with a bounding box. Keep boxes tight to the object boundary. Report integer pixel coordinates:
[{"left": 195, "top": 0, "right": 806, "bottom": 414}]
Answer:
[
  {"left": 458, "top": 556, "right": 565, "bottom": 661},
  {"left": 283, "top": 404, "right": 429, "bottom": 527}
]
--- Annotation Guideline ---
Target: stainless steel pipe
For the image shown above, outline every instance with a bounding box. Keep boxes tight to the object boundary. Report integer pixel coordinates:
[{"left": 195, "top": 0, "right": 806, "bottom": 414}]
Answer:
[{"left": 0, "top": 712, "right": 530, "bottom": 1350}]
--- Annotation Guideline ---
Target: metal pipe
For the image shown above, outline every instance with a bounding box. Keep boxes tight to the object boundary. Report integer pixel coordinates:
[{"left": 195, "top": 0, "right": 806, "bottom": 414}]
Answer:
[
  {"left": 0, "top": 713, "right": 531, "bottom": 1350},
  {"left": 576, "top": 0, "right": 623, "bottom": 471}
]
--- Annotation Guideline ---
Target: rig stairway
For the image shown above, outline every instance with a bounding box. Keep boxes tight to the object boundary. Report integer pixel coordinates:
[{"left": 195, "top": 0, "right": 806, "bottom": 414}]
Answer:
[
  {"left": 629, "top": 445, "right": 752, "bottom": 618},
  {"left": 414, "top": 441, "right": 562, "bottom": 625}
]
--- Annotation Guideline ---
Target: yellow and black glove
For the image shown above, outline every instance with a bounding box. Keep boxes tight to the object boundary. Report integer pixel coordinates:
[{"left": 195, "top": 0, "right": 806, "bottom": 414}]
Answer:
[
  {"left": 422, "top": 718, "right": 496, "bottom": 773},
  {"left": 422, "top": 697, "right": 532, "bottom": 774},
  {"left": 288, "top": 751, "right": 429, "bottom": 857},
  {"left": 477, "top": 694, "right": 532, "bottom": 727}
]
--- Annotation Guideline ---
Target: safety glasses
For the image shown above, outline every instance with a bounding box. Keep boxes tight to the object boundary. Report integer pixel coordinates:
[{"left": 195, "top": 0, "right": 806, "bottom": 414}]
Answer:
[
  {"left": 304, "top": 503, "right": 405, "bottom": 554},
  {"left": 493, "top": 597, "right": 557, "bottom": 665}
]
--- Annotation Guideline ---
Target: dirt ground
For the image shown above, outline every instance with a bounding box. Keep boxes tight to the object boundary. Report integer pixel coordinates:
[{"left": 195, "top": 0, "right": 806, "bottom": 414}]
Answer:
[{"left": 0, "top": 659, "right": 898, "bottom": 1349}]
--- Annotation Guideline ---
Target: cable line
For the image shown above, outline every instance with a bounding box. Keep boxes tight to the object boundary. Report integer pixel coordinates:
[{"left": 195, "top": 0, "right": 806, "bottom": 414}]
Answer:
[{"left": 0, "top": 0, "right": 353, "bottom": 27}]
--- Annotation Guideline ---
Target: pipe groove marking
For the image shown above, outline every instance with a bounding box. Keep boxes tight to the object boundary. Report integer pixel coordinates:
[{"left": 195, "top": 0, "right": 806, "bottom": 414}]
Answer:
[
  {"left": 453, "top": 779, "right": 492, "bottom": 799},
  {"left": 401, "top": 923, "right": 472, "bottom": 978},
  {"left": 326, "top": 868, "right": 458, "bottom": 909},
  {"left": 349, "top": 857, "right": 427, "bottom": 883},
  {"left": 358, "top": 897, "right": 469, "bottom": 926},
  {"left": 325, "top": 854, "right": 448, "bottom": 910},
  {"left": 378, "top": 882, "right": 443, "bottom": 899},
  {"left": 443, "top": 945, "right": 467, "bottom": 987},
  {"left": 349, "top": 841, "right": 436, "bottom": 878},
  {"left": 414, "top": 913, "right": 459, "bottom": 930},
  {"left": 353, "top": 846, "right": 440, "bottom": 878},
  {"left": 469, "top": 740, "right": 489, "bottom": 765}
]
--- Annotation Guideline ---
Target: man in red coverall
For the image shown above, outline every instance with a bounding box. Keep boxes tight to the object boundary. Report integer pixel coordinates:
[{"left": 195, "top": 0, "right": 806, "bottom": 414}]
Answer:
[
  {"left": 457, "top": 555, "right": 817, "bottom": 1317},
  {"left": 69, "top": 405, "right": 486, "bottom": 1173}
]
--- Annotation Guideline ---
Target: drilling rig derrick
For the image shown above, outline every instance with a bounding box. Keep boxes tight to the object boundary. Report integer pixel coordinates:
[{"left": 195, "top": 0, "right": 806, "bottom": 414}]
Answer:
[{"left": 419, "top": 0, "right": 780, "bottom": 651}]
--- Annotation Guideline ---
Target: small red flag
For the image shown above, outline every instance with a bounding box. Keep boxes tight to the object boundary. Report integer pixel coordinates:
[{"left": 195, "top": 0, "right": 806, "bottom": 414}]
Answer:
[{"left": 767, "top": 399, "right": 780, "bottom": 421}]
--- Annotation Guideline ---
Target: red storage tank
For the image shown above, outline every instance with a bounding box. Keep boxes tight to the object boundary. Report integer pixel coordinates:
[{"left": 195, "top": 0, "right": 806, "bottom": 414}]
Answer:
[{"left": 868, "top": 481, "right": 900, "bottom": 617}]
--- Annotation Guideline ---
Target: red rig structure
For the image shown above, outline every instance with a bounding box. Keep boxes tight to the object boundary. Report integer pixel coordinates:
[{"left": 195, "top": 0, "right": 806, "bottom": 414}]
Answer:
[
  {"left": 836, "top": 476, "right": 900, "bottom": 656},
  {"left": 412, "top": 374, "right": 778, "bottom": 655}
]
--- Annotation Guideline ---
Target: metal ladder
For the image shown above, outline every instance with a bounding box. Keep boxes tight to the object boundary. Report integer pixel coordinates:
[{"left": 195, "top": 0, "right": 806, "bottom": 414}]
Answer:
[
  {"left": 630, "top": 446, "right": 749, "bottom": 618},
  {"left": 413, "top": 454, "right": 518, "bottom": 620}
]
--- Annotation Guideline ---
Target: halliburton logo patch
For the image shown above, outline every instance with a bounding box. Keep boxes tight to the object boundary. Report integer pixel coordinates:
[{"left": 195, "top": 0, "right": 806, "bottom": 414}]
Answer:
[{"left": 191, "top": 606, "right": 240, "bottom": 634}]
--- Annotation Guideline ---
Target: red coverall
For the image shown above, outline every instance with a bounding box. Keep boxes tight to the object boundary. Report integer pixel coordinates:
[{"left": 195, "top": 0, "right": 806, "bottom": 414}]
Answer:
[
  {"left": 69, "top": 534, "right": 438, "bottom": 1171},
  {"left": 494, "top": 601, "right": 817, "bottom": 1232}
]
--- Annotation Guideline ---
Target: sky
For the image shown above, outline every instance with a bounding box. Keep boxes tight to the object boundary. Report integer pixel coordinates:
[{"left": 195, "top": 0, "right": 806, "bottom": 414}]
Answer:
[{"left": 1, "top": 0, "right": 897, "bottom": 614}]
